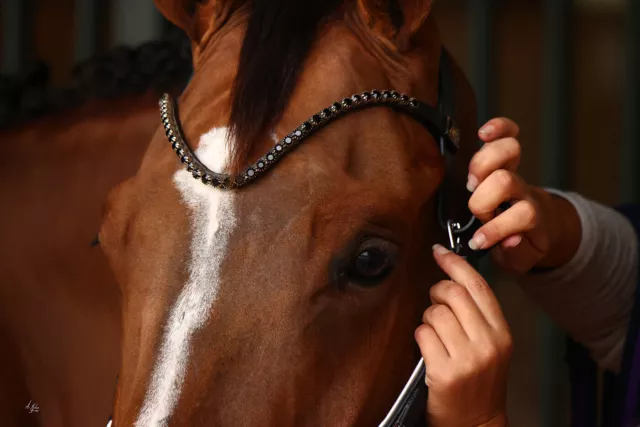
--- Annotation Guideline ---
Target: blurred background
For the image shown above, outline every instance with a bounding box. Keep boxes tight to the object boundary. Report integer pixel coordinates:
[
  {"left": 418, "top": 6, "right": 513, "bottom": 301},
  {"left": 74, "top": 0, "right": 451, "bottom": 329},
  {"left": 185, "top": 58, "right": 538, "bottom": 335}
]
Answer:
[{"left": 1, "top": 0, "right": 638, "bottom": 425}]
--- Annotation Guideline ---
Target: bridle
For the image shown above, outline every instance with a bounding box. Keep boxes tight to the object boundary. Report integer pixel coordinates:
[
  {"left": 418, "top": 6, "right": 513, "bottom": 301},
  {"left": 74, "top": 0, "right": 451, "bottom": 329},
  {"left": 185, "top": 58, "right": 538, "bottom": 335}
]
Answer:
[{"left": 153, "top": 47, "right": 487, "bottom": 427}]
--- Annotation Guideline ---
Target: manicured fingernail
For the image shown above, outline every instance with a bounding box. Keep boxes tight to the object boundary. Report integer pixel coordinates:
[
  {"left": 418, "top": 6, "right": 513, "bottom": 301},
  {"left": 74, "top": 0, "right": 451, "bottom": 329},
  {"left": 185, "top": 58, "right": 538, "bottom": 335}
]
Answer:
[
  {"left": 432, "top": 244, "right": 449, "bottom": 255},
  {"left": 466, "top": 174, "right": 479, "bottom": 192},
  {"left": 468, "top": 233, "right": 487, "bottom": 251},
  {"left": 479, "top": 125, "right": 494, "bottom": 137},
  {"left": 503, "top": 234, "right": 522, "bottom": 248}
]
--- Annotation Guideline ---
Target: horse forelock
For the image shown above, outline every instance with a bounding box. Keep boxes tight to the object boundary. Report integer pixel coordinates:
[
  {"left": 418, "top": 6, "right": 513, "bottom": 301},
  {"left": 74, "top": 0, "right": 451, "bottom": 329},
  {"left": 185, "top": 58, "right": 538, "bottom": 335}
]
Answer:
[{"left": 226, "top": 0, "right": 345, "bottom": 172}]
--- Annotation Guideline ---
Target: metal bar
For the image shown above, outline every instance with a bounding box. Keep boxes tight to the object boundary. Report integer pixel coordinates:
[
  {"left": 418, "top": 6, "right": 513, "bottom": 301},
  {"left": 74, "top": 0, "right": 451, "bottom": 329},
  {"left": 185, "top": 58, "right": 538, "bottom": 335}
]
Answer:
[
  {"left": 1, "top": 0, "right": 32, "bottom": 74},
  {"left": 620, "top": 0, "right": 640, "bottom": 202},
  {"left": 541, "top": 0, "right": 572, "bottom": 190},
  {"left": 74, "top": 0, "right": 102, "bottom": 62},
  {"left": 467, "top": 0, "right": 494, "bottom": 280},
  {"left": 468, "top": 0, "right": 494, "bottom": 126},
  {"left": 110, "top": 0, "right": 165, "bottom": 46},
  {"left": 540, "top": 0, "right": 573, "bottom": 425}
]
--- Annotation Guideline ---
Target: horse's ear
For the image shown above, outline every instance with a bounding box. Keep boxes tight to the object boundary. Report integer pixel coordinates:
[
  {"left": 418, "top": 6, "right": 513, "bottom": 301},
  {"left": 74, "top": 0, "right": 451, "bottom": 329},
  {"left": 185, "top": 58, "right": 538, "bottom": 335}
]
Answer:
[
  {"left": 154, "top": 0, "right": 235, "bottom": 43},
  {"left": 356, "top": 0, "right": 434, "bottom": 50}
]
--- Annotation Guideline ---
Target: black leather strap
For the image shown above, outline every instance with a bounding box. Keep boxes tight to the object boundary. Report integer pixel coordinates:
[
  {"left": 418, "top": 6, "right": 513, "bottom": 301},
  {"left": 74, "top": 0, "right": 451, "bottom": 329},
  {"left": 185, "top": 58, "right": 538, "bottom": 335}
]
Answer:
[
  {"left": 380, "top": 48, "right": 458, "bottom": 427},
  {"left": 380, "top": 48, "right": 490, "bottom": 427},
  {"left": 436, "top": 48, "right": 487, "bottom": 261},
  {"left": 378, "top": 362, "right": 428, "bottom": 427}
]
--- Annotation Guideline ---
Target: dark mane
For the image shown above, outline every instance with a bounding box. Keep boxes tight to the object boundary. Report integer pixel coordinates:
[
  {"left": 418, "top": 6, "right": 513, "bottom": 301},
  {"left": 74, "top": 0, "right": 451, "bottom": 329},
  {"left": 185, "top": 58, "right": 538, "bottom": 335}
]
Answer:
[
  {"left": 0, "top": 29, "right": 192, "bottom": 130},
  {"left": 228, "top": 0, "right": 344, "bottom": 170}
]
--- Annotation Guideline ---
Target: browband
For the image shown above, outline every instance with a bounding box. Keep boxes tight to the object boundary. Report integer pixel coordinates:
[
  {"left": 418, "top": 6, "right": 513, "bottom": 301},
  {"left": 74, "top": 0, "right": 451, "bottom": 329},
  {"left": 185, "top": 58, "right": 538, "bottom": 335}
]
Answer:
[{"left": 159, "top": 89, "right": 461, "bottom": 190}]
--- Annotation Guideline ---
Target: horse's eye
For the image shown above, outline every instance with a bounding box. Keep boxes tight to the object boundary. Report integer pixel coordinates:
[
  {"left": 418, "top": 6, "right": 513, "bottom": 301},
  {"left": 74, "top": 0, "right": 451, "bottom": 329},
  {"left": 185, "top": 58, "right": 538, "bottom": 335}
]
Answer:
[{"left": 349, "top": 238, "right": 398, "bottom": 287}]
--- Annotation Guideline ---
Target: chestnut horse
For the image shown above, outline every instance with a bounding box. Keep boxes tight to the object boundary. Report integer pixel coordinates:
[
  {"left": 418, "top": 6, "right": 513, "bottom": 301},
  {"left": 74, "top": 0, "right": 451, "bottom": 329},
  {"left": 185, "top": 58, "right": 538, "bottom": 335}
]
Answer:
[
  {"left": 0, "top": 39, "right": 191, "bottom": 426},
  {"left": 99, "top": 0, "right": 483, "bottom": 426}
]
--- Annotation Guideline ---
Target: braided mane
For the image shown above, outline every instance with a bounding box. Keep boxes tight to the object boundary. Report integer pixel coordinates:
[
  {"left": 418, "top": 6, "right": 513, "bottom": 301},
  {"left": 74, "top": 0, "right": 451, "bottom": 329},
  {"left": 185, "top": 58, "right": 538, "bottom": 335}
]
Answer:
[{"left": 0, "top": 29, "right": 192, "bottom": 130}]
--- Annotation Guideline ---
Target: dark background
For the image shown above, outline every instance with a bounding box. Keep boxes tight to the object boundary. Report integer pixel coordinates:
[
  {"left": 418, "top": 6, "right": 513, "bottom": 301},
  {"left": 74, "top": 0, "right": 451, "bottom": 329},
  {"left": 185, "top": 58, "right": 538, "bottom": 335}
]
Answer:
[{"left": 1, "top": 0, "right": 638, "bottom": 425}]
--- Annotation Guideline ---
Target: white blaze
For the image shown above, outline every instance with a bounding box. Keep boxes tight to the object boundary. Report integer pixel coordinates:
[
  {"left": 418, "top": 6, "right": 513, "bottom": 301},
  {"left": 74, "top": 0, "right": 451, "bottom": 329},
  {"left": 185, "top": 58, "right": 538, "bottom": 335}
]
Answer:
[{"left": 136, "top": 127, "right": 236, "bottom": 426}]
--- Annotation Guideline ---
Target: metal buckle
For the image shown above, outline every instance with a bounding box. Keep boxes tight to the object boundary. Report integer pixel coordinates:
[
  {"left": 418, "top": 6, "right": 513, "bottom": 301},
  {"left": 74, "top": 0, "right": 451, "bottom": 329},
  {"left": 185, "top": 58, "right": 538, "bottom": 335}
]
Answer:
[
  {"left": 445, "top": 116, "right": 461, "bottom": 152},
  {"left": 446, "top": 220, "right": 462, "bottom": 254}
]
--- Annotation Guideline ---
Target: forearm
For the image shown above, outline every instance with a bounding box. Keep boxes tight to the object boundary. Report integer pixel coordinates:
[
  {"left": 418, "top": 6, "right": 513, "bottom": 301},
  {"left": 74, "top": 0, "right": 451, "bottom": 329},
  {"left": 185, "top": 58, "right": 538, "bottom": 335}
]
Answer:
[{"left": 518, "top": 190, "right": 637, "bottom": 373}]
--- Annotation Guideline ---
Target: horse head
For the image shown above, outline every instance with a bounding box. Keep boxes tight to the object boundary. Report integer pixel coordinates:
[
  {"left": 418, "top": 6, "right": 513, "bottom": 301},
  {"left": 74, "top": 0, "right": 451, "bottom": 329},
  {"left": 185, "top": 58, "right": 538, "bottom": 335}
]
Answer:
[{"left": 100, "top": 0, "right": 480, "bottom": 425}]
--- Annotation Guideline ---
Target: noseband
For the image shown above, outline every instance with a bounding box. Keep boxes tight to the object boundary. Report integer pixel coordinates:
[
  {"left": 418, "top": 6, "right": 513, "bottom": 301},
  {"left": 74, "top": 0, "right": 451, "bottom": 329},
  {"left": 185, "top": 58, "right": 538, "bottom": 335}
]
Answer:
[{"left": 157, "top": 48, "right": 485, "bottom": 427}]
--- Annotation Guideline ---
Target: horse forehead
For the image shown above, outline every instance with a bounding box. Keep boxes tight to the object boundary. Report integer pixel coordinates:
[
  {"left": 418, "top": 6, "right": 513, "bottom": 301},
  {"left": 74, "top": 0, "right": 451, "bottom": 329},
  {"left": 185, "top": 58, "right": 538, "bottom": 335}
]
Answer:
[
  {"left": 172, "top": 127, "right": 232, "bottom": 203},
  {"left": 135, "top": 126, "right": 237, "bottom": 426},
  {"left": 197, "top": 127, "right": 231, "bottom": 173}
]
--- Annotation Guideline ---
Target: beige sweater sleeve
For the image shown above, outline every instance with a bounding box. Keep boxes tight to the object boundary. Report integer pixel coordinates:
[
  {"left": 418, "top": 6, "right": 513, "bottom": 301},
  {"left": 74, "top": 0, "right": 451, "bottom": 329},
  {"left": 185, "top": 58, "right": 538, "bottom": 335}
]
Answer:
[{"left": 517, "top": 190, "right": 638, "bottom": 373}]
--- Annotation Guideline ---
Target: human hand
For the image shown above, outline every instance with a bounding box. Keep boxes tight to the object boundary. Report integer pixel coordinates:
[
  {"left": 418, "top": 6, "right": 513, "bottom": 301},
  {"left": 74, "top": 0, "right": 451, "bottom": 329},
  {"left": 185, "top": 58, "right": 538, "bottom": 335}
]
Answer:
[
  {"left": 466, "top": 118, "right": 580, "bottom": 273},
  {"left": 416, "top": 245, "right": 511, "bottom": 427}
]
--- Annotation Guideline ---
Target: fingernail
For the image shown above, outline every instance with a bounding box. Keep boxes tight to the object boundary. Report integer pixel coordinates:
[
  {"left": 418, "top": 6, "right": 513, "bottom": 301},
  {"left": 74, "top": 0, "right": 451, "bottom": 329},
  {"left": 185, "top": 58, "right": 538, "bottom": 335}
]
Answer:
[
  {"left": 466, "top": 174, "right": 479, "bottom": 192},
  {"left": 479, "top": 125, "right": 494, "bottom": 137},
  {"left": 468, "top": 233, "right": 487, "bottom": 251},
  {"left": 503, "top": 234, "right": 522, "bottom": 248},
  {"left": 432, "top": 244, "right": 450, "bottom": 255}
]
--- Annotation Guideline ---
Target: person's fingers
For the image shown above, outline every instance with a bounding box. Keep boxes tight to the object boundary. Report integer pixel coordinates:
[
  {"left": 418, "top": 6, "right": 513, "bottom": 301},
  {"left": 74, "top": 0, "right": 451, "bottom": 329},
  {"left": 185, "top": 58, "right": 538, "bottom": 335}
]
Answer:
[
  {"left": 467, "top": 137, "right": 521, "bottom": 191},
  {"left": 478, "top": 117, "right": 520, "bottom": 141},
  {"left": 432, "top": 245, "right": 507, "bottom": 331},
  {"left": 469, "top": 169, "right": 528, "bottom": 224},
  {"left": 422, "top": 304, "right": 469, "bottom": 358},
  {"left": 468, "top": 200, "right": 538, "bottom": 251},
  {"left": 501, "top": 234, "right": 523, "bottom": 249},
  {"left": 429, "top": 280, "right": 489, "bottom": 340},
  {"left": 415, "top": 324, "right": 449, "bottom": 367}
]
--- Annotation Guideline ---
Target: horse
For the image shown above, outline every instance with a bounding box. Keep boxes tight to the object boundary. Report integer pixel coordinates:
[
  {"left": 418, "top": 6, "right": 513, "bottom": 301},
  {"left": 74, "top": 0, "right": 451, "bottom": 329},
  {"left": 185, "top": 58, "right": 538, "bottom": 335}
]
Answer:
[
  {"left": 99, "top": 0, "right": 484, "bottom": 425},
  {"left": 0, "top": 36, "right": 192, "bottom": 426}
]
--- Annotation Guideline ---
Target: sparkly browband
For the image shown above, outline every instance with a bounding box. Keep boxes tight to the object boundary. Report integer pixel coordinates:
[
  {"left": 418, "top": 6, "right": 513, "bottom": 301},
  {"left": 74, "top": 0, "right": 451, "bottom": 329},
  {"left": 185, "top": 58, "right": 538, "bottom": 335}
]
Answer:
[{"left": 159, "top": 89, "right": 460, "bottom": 190}]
